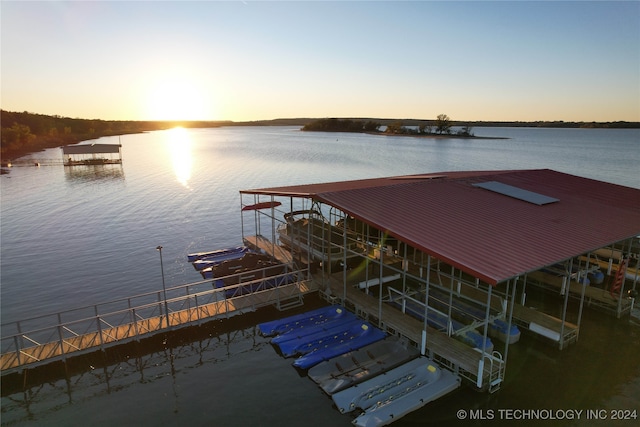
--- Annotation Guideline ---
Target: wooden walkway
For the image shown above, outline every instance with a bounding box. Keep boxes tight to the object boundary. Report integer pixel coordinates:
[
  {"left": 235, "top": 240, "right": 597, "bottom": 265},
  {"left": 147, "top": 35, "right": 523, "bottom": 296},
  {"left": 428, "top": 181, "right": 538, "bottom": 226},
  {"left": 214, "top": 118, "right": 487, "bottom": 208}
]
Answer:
[
  {"left": 244, "top": 235, "right": 293, "bottom": 264},
  {"left": 1, "top": 280, "right": 317, "bottom": 372},
  {"left": 322, "top": 277, "right": 503, "bottom": 392}
]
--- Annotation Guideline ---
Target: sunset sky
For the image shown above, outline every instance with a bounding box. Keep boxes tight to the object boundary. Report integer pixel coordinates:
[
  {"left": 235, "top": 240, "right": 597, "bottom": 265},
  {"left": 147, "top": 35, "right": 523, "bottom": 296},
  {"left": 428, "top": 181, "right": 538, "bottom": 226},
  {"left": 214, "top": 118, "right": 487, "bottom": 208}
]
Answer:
[{"left": 2, "top": 1, "right": 638, "bottom": 123}]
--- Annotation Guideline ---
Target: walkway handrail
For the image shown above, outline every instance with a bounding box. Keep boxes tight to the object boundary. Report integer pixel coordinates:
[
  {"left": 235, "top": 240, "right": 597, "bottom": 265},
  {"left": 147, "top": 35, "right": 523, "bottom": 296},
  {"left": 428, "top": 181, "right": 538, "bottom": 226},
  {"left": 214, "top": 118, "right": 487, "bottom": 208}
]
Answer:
[{"left": 1, "top": 266, "right": 310, "bottom": 371}]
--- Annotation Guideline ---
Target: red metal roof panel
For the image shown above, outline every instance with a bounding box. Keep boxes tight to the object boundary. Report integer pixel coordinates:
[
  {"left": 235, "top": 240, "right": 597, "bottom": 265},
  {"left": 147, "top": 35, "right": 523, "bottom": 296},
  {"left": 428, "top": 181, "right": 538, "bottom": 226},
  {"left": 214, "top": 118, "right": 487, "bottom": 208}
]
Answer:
[{"left": 243, "top": 169, "right": 640, "bottom": 285}]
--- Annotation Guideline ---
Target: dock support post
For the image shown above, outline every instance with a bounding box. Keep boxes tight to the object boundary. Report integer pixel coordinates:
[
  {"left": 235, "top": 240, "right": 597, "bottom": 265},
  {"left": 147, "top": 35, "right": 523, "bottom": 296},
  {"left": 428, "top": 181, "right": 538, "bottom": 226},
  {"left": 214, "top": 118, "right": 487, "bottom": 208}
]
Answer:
[
  {"left": 559, "top": 259, "right": 573, "bottom": 350},
  {"left": 157, "top": 246, "right": 170, "bottom": 329},
  {"left": 95, "top": 306, "right": 105, "bottom": 350},
  {"left": 422, "top": 254, "right": 432, "bottom": 344},
  {"left": 57, "top": 314, "right": 66, "bottom": 362},
  {"left": 476, "top": 359, "right": 484, "bottom": 389}
]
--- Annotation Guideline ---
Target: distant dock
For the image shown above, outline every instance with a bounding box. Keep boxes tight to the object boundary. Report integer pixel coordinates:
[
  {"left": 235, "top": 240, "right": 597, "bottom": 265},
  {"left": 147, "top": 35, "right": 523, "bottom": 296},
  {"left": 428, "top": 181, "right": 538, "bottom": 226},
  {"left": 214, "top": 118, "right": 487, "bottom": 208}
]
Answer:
[{"left": 62, "top": 143, "right": 122, "bottom": 166}]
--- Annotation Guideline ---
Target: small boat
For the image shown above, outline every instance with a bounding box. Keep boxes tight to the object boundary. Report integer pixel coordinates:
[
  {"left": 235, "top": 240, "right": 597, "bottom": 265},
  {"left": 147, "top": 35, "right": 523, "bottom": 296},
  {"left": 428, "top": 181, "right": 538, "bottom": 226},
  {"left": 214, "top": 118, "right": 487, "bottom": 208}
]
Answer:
[
  {"left": 268, "top": 308, "right": 358, "bottom": 342},
  {"left": 331, "top": 357, "right": 459, "bottom": 415},
  {"left": 192, "top": 249, "right": 251, "bottom": 271},
  {"left": 277, "top": 209, "right": 364, "bottom": 267},
  {"left": 276, "top": 318, "right": 364, "bottom": 357},
  {"left": 292, "top": 324, "right": 386, "bottom": 370},
  {"left": 258, "top": 305, "right": 349, "bottom": 337},
  {"left": 187, "top": 246, "right": 248, "bottom": 263},
  {"left": 200, "top": 252, "right": 274, "bottom": 279},
  {"left": 308, "top": 336, "right": 418, "bottom": 395},
  {"left": 347, "top": 359, "right": 461, "bottom": 427}
]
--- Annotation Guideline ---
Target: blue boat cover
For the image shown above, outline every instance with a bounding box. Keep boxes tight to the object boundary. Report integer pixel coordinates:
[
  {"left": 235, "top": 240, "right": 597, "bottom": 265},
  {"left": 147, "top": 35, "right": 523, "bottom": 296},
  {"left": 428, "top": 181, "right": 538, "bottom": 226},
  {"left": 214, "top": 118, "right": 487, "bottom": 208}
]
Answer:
[
  {"left": 277, "top": 318, "right": 364, "bottom": 357},
  {"left": 258, "top": 305, "right": 346, "bottom": 336},
  {"left": 271, "top": 311, "right": 358, "bottom": 344},
  {"left": 292, "top": 325, "right": 386, "bottom": 369}
]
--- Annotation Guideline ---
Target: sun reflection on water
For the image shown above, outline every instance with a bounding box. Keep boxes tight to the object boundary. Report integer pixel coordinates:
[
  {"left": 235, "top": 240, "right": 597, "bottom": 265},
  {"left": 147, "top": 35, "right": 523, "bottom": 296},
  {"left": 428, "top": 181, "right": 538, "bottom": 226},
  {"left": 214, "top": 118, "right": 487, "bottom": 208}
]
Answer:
[{"left": 165, "top": 127, "right": 193, "bottom": 188}]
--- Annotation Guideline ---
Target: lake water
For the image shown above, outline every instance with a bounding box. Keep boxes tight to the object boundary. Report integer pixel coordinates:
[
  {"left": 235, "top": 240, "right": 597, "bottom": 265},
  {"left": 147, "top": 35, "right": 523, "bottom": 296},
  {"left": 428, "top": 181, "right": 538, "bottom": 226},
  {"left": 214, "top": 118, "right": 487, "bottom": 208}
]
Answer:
[{"left": 1, "top": 126, "right": 639, "bottom": 426}]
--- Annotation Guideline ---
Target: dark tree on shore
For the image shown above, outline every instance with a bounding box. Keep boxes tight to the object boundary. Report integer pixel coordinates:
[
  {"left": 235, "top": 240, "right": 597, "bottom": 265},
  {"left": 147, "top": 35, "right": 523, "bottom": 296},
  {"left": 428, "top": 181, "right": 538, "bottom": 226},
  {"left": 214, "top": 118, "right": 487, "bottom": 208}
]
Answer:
[
  {"left": 435, "top": 114, "right": 452, "bottom": 134},
  {"left": 301, "top": 118, "right": 380, "bottom": 133}
]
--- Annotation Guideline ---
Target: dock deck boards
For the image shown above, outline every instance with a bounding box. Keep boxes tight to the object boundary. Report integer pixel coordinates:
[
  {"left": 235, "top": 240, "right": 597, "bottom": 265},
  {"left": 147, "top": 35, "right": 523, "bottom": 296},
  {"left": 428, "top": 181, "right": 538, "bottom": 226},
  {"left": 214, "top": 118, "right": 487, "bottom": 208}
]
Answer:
[
  {"left": 244, "top": 235, "right": 293, "bottom": 264},
  {"left": 1, "top": 281, "right": 317, "bottom": 372}
]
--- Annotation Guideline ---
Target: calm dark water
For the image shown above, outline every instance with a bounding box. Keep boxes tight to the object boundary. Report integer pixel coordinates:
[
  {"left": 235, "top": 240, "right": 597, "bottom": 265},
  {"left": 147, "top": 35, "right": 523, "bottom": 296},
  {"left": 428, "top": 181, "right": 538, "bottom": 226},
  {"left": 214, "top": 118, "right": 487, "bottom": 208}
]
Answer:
[{"left": 1, "top": 126, "right": 639, "bottom": 426}]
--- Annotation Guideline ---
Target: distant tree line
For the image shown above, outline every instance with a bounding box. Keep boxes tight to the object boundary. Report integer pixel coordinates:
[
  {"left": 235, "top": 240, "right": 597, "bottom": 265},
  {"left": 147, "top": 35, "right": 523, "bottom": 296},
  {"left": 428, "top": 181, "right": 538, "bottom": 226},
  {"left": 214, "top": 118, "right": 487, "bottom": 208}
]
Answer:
[
  {"left": 0, "top": 110, "right": 226, "bottom": 161},
  {"left": 302, "top": 118, "right": 382, "bottom": 133},
  {"left": 3, "top": 110, "right": 637, "bottom": 162},
  {"left": 302, "top": 114, "right": 475, "bottom": 137}
]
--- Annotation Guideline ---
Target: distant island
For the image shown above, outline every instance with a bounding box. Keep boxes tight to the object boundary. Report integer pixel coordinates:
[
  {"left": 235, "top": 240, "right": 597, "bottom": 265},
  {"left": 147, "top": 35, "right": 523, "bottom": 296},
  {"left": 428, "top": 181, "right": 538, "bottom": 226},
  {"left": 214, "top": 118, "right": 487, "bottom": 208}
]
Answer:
[
  {"left": 302, "top": 116, "right": 479, "bottom": 138},
  {"left": 300, "top": 116, "right": 640, "bottom": 139},
  {"left": 2, "top": 109, "right": 638, "bottom": 165}
]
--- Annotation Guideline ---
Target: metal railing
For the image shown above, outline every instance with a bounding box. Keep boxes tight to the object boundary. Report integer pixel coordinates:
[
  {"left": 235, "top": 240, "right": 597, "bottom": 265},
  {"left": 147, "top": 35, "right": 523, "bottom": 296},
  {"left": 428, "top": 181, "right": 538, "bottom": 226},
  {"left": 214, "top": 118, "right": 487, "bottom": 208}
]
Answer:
[{"left": 1, "top": 266, "right": 310, "bottom": 373}]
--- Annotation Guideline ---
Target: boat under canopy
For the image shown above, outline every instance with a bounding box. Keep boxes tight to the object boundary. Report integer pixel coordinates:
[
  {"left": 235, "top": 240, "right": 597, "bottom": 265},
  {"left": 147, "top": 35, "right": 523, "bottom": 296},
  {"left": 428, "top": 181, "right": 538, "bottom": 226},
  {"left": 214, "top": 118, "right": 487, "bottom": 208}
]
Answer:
[{"left": 277, "top": 209, "right": 364, "bottom": 267}]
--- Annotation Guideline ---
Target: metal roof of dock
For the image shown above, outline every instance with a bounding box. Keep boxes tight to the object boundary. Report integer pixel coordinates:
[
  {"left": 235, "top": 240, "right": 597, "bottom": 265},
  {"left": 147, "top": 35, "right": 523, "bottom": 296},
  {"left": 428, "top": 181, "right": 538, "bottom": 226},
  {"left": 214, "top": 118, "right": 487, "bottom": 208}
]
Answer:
[
  {"left": 241, "top": 169, "right": 640, "bottom": 285},
  {"left": 62, "top": 144, "right": 121, "bottom": 154}
]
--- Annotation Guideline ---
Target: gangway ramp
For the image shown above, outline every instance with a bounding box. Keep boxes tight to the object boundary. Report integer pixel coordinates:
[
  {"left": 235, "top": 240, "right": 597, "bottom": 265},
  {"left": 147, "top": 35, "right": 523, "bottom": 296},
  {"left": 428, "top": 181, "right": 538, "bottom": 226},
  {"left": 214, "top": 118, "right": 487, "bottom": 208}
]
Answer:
[{"left": 1, "top": 276, "right": 316, "bottom": 372}]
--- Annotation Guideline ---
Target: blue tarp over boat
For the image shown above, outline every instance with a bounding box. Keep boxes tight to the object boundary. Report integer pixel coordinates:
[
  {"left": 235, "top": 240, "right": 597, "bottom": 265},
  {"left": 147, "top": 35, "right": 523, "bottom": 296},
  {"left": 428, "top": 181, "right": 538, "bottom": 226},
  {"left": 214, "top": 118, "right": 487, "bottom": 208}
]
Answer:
[
  {"left": 292, "top": 324, "right": 386, "bottom": 369},
  {"left": 258, "top": 305, "right": 354, "bottom": 337},
  {"left": 259, "top": 305, "right": 386, "bottom": 370},
  {"left": 277, "top": 318, "right": 367, "bottom": 357},
  {"left": 270, "top": 311, "right": 359, "bottom": 345}
]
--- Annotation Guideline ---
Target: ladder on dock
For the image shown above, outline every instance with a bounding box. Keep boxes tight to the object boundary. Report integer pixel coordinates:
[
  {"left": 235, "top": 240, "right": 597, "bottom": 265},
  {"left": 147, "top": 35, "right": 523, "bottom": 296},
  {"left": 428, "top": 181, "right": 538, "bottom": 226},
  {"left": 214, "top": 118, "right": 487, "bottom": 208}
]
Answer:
[{"left": 322, "top": 277, "right": 504, "bottom": 392}]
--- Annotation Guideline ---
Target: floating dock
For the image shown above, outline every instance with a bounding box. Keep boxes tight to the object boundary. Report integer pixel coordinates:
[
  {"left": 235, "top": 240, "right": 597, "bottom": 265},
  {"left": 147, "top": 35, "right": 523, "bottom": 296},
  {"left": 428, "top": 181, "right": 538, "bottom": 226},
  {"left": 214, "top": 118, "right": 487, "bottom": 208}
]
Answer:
[
  {"left": 62, "top": 143, "right": 122, "bottom": 166},
  {"left": 1, "top": 264, "right": 316, "bottom": 372},
  {"left": 260, "top": 305, "right": 461, "bottom": 426}
]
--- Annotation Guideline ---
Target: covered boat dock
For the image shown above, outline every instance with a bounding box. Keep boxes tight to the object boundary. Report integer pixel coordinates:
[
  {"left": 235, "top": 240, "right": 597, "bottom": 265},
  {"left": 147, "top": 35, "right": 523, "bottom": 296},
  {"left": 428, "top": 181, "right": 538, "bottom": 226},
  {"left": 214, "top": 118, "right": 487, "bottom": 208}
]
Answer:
[
  {"left": 240, "top": 169, "right": 640, "bottom": 392},
  {"left": 62, "top": 143, "right": 122, "bottom": 166}
]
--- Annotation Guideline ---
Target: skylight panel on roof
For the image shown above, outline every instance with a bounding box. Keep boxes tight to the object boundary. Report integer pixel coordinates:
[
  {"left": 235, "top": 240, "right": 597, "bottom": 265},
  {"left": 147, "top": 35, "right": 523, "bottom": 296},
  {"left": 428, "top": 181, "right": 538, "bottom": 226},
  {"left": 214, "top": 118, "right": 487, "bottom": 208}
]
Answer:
[{"left": 472, "top": 181, "right": 559, "bottom": 205}]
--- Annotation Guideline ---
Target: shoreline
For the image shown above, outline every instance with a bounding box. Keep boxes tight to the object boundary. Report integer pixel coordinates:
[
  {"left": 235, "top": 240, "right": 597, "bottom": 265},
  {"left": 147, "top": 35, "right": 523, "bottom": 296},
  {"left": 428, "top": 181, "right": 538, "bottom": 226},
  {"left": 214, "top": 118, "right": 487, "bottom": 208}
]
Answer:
[{"left": 362, "top": 130, "right": 509, "bottom": 140}]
